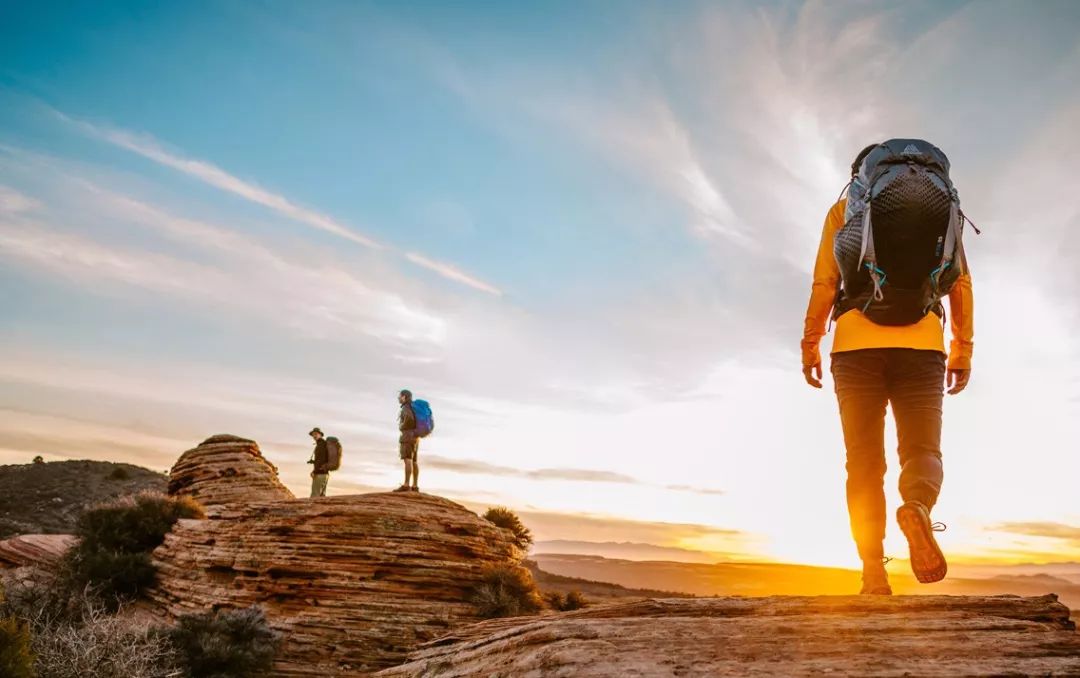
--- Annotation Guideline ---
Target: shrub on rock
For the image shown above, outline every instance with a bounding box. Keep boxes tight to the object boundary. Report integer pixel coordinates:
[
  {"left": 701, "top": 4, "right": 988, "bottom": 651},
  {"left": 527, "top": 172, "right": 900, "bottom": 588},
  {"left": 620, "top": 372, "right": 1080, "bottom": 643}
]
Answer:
[
  {"left": 544, "top": 590, "right": 588, "bottom": 612},
  {"left": 168, "top": 606, "right": 279, "bottom": 678},
  {"left": 471, "top": 564, "right": 543, "bottom": 619},
  {"left": 63, "top": 492, "right": 204, "bottom": 608},
  {"left": 0, "top": 617, "right": 34, "bottom": 678},
  {"left": 482, "top": 507, "right": 533, "bottom": 550}
]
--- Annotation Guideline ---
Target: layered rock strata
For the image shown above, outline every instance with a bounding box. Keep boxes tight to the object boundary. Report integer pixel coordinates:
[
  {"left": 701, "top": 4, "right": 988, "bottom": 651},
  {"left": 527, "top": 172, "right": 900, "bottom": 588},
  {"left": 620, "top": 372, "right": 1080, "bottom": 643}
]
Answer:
[
  {"left": 148, "top": 492, "right": 525, "bottom": 675},
  {"left": 167, "top": 434, "right": 294, "bottom": 506},
  {"left": 0, "top": 533, "right": 76, "bottom": 568},
  {"left": 377, "top": 594, "right": 1080, "bottom": 677}
]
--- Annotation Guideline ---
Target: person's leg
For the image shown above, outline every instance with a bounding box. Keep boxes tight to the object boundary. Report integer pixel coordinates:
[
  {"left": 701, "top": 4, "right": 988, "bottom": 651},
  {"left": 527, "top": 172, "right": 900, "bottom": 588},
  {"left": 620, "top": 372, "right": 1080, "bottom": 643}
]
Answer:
[
  {"left": 411, "top": 441, "right": 420, "bottom": 490},
  {"left": 889, "top": 349, "right": 946, "bottom": 509},
  {"left": 831, "top": 350, "right": 890, "bottom": 564},
  {"left": 310, "top": 473, "right": 328, "bottom": 498},
  {"left": 889, "top": 349, "right": 948, "bottom": 583},
  {"left": 403, "top": 459, "right": 413, "bottom": 487}
]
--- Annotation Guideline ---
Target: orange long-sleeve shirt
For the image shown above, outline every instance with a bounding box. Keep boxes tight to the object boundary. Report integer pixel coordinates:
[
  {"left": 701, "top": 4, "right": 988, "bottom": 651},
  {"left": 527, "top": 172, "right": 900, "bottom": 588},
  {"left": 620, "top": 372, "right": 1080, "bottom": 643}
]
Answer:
[{"left": 801, "top": 199, "right": 974, "bottom": 370}]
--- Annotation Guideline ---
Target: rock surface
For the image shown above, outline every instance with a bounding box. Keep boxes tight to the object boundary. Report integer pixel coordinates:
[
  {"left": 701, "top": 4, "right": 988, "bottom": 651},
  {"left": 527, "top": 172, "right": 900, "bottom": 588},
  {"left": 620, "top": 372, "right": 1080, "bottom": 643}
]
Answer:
[
  {"left": 0, "top": 533, "right": 76, "bottom": 568},
  {"left": 147, "top": 492, "right": 526, "bottom": 675},
  {"left": 377, "top": 594, "right": 1080, "bottom": 677},
  {"left": 167, "top": 434, "right": 294, "bottom": 506}
]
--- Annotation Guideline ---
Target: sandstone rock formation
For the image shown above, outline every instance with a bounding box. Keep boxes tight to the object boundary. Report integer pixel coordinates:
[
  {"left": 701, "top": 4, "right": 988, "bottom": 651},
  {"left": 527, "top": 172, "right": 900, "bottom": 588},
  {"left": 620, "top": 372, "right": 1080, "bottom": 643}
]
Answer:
[
  {"left": 148, "top": 492, "right": 527, "bottom": 675},
  {"left": 167, "top": 434, "right": 294, "bottom": 506},
  {"left": 0, "top": 534, "right": 76, "bottom": 568},
  {"left": 377, "top": 594, "right": 1080, "bottom": 677}
]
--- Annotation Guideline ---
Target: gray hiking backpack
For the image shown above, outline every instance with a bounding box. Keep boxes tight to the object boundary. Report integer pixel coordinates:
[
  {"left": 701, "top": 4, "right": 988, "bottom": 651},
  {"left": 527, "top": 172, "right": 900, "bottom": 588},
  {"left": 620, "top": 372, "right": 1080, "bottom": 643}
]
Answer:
[
  {"left": 325, "top": 436, "right": 342, "bottom": 472},
  {"left": 833, "top": 139, "right": 976, "bottom": 326}
]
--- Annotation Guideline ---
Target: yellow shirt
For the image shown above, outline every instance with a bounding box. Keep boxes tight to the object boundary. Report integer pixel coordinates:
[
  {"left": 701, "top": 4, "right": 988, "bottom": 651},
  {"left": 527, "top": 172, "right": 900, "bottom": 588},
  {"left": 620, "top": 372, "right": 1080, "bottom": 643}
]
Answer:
[{"left": 801, "top": 199, "right": 974, "bottom": 370}]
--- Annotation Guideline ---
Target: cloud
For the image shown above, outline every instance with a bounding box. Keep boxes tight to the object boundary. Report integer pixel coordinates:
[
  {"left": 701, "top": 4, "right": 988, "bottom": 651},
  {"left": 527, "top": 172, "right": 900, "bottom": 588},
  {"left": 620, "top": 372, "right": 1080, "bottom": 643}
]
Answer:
[
  {"left": 0, "top": 159, "right": 447, "bottom": 346},
  {"left": 405, "top": 252, "right": 502, "bottom": 296},
  {"left": 0, "top": 184, "right": 40, "bottom": 214},
  {"left": 61, "top": 115, "right": 383, "bottom": 249},
  {"left": 423, "top": 453, "right": 723, "bottom": 496},
  {"left": 56, "top": 111, "right": 503, "bottom": 296},
  {"left": 992, "top": 522, "right": 1080, "bottom": 542}
]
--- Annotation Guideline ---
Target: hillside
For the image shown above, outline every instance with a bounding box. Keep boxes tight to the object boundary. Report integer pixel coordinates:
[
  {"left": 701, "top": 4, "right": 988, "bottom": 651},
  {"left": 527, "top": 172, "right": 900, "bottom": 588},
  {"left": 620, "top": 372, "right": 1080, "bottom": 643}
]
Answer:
[
  {"left": 0, "top": 459, "right": 166, "bottom": 538},
  {"left": 524, "top": 558, "right": 691, "bottom": 601},
  {"left": 534, "top": 553, "right": 1080, "bottom": 610}
]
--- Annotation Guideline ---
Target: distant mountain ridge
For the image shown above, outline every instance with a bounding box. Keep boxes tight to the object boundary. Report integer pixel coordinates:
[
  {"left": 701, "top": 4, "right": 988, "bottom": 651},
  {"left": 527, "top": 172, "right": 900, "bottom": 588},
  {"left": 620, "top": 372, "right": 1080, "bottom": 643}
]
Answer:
[
  {"left": 533, "top": 553, "right": 1080, "bottom": 610},
  {"left": 0, "top": 459, "right": 166, "bottom": 538}
]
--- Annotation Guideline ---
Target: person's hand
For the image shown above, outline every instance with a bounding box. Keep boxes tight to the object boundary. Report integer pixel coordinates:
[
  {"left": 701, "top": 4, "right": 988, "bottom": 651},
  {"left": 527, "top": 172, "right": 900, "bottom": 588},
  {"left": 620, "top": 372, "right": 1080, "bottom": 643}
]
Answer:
[
  {"left": 803, "top": 362, "right": 823, "bottom": 389},
  {"left": 947, "top": 368, "right": 971, "bottom": 395},
  {"left": 310, "top": 471, "right": 314, "bottom": 479}
]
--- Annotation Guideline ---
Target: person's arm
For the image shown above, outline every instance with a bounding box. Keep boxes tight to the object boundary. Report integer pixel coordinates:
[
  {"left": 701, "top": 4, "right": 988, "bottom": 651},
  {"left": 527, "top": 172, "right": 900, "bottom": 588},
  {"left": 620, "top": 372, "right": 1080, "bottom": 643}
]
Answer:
[
  {"left": 399, "top": 405, "right": 415, "bottom": 431},
  {"left": 801, "top": 200, "right": 845, "bottom": 388},
  {"left": 946, "top": 259, "right": 974, "bottom": 394}
]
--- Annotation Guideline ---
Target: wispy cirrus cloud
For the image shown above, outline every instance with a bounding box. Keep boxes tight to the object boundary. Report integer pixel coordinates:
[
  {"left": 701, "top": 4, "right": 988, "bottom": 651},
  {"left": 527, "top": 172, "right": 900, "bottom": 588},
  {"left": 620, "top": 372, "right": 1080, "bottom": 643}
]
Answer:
[
  {"left": 404, "top": 251, "right": 502, "bottom": 296},
  {"left": 0, "top": 159, "right": 447, "bottom": 345},
  {"left": 992, "top": 522, "right": 1080, "bottom": 543},
  {"left": 424, "top": 453, "right": 724, "bottom": 496},
  {"left": 0, "top": 184, "right": 40, "bottom": 214},
  {"left": 58, "top": 113, "right": 384, "bottom": 249},
  {"left": 55, "top": 110, "right": 503, "bottom": 296}
]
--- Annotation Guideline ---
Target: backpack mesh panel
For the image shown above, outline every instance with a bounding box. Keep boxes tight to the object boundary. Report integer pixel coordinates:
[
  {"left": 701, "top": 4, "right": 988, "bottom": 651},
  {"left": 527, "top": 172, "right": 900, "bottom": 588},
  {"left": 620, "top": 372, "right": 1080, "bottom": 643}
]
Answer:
[{"left": 871, "top": 169, "right": 951, "bottom": 288}]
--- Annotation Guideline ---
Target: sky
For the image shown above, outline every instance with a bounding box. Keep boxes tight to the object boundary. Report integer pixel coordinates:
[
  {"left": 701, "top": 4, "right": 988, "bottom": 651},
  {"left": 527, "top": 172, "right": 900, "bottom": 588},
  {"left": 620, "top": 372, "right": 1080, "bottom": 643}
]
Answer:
[{"left": 1, "top": 0, "right": 1079, "bottom": 569}]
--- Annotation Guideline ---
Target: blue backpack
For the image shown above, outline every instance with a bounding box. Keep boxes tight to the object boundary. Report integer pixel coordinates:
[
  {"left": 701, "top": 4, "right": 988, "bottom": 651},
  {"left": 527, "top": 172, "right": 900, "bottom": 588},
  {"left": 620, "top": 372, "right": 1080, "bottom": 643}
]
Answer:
[{"left": 412, "top": 400, "right": 434, "bottom": 438}]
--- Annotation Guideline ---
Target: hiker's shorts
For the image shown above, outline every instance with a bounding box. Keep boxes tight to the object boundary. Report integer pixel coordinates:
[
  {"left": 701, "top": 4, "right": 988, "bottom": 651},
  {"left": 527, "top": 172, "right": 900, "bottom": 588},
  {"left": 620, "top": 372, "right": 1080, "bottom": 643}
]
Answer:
[{"left": 399, "top": 439, "right": 419, "bottom": 461}]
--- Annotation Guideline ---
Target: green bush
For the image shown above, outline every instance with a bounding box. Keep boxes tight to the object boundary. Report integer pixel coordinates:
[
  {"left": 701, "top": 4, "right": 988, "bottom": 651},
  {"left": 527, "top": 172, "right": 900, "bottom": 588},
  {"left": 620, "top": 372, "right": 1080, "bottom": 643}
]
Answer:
[
  {"left": 75, "top": 492, "right": 204, "bottom": 554},
  {"left": 0, "top": 617, "right": 34, "bottom": 678},
  {"left": 544, "top": 590, "right": 587, "bottom": 611},
  {"left": 562, "top": 590, "right": 587, "bottom": 611},
  {"left": 169, "top": 606, "right": 279, "bottom": 678},
  {"left": 61, "top": 492, "right": 204, "bottom": 608},
  {"left": 108, "top": 467, "right": 130, "bottom": 481},
  {"left": 63, "top": 551, "right": 156, "bottom": 609},
  {"left": 471, "top": 564, "right": 543, "bottom": 619},
  {"left": 482, "top": 507, "right": 533, "bottom": 550}
]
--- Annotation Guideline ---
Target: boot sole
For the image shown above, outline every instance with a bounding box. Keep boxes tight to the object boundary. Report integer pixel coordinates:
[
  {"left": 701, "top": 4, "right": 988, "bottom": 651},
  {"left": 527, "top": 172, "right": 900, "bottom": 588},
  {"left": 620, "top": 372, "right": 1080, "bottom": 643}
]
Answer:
[{"left": 897, "top": 503, "right": 947, "bottom": 584}]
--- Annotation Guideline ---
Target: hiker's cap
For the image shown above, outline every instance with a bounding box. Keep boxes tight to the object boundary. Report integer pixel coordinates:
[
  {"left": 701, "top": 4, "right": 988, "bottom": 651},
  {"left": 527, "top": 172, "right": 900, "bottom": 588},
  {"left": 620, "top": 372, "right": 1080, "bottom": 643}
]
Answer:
[{"left": 309, "top": 427, "right": 323, "bottom": 436}]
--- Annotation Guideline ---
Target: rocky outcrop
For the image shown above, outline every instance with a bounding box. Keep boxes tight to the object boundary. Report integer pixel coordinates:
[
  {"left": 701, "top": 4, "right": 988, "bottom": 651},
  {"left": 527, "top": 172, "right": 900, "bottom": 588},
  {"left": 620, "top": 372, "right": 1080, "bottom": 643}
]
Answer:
[
  {"left": 167, "top": 434, "right": 294, "bottom": 506},
  {"left": 148, "top": 492, "right": 527, "bottom": 675},
  {"left": 0, "top": 534, "right": 76, "bottom": 568},
  {"left": 377, "top": 595, "right": 1080, "bottom": 677}
]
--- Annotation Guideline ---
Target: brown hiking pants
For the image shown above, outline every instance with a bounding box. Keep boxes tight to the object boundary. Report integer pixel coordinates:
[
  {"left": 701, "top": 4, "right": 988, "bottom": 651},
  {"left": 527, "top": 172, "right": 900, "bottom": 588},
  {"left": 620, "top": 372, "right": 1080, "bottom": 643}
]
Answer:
[{"left": 831, "top": 348, "right": 945, "bottom": 562}]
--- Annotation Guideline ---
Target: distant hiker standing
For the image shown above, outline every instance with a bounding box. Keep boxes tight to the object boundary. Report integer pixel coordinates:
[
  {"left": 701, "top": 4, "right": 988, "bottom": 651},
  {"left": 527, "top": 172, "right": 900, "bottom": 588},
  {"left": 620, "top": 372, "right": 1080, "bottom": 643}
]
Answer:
[
  {"left": 308, "top": 427, "right": 343, "bottom": 497},
  {"left": 396, "top": 389, "right": 434, "bottom": 492},
  {"left": 802, "top": 140, "right": 974, "bottom": 595}
]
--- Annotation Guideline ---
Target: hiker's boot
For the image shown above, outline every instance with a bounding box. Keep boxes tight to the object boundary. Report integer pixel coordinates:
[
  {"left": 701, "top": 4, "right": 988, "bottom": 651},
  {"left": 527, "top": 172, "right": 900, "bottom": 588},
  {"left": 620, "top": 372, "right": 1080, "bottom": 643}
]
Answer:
[
  {"left": 860, "top": 558, "right": 893, "bottom": 595},
  {"left": 409, "top": 486, "right": 419, "bottom": 492},
  {"left": 393, "top": 484, "right": 410, "bottom": 492},
  {"left": 897, "top": 500, "right": 948, "bottom": 583}
]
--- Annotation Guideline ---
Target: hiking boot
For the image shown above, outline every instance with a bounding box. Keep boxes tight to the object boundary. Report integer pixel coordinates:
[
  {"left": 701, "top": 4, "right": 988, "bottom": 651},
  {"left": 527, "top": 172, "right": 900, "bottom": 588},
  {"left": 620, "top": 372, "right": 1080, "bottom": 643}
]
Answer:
[
  {"left": 392, "top": 485, "right": 410, "bottom": 492},
  {"left": 409, "top": 486, "right": 419, "bottom": 492},
  {"left": 860, "top": 558, "right": 893, "bottom": 595},
  {"left": 897, "top": 500, "right": 948, "bottom": 583}
]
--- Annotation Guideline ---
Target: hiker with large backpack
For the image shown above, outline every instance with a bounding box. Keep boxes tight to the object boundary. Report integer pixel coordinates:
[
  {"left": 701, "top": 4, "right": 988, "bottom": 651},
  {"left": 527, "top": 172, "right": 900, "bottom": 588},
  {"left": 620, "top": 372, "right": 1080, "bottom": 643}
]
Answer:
[
  {"left": 307, "top": 427, "right": 342, "bottom": 497},
  {"left": 801, "top": 139, "right": 975, "bottom": 595},
  {"left": 395, "top": 389, "right": 434, "bottom": 492}
]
